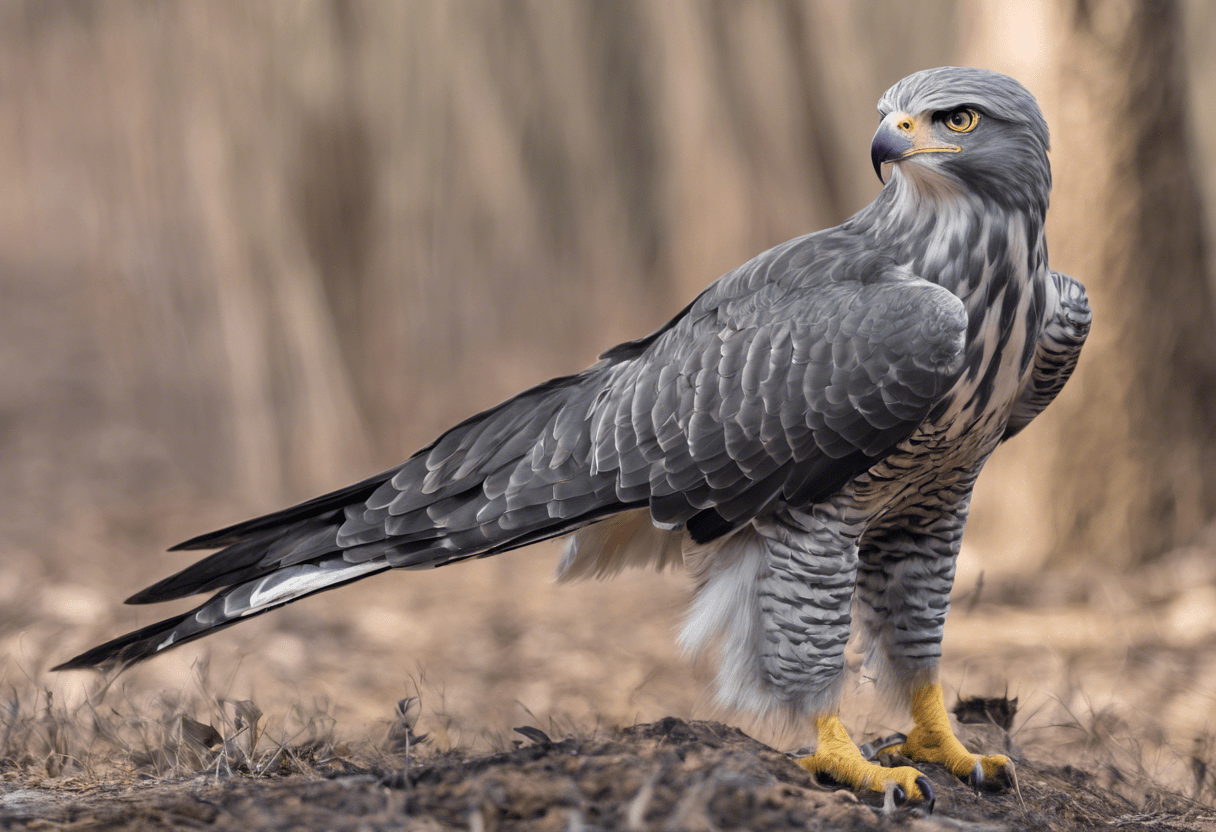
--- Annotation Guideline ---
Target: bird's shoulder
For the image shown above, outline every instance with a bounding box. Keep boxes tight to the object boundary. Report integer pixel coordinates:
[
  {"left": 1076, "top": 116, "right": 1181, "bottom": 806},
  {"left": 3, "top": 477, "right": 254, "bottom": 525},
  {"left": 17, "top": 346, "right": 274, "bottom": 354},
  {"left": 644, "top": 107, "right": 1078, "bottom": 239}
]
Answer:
[{"left": 603, "top": 227, "right": 967, "bottom": 377}]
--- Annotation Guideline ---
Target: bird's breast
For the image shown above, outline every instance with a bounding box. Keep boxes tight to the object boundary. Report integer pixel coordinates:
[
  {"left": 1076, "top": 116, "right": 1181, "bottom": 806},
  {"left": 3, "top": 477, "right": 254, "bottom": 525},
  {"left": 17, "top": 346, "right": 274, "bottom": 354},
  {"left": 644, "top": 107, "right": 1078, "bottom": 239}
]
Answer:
[{"left": 827, "top": 264, "right": 1047, "bottom": 528}]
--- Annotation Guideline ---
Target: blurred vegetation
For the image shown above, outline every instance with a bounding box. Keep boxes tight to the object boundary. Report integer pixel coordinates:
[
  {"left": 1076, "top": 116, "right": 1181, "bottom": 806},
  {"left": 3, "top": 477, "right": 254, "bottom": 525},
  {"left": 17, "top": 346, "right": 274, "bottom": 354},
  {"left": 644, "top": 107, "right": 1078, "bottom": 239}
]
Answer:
[{"left": 2, "top": 0, "right": 1215, "bottom": 587}]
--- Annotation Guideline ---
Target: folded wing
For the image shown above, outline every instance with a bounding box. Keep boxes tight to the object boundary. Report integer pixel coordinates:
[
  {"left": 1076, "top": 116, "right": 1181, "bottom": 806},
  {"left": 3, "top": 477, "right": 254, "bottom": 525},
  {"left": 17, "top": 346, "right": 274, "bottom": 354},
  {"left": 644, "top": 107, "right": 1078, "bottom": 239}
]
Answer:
[{"left": 56, "top": 238, "right": 968, "bottom": 671}]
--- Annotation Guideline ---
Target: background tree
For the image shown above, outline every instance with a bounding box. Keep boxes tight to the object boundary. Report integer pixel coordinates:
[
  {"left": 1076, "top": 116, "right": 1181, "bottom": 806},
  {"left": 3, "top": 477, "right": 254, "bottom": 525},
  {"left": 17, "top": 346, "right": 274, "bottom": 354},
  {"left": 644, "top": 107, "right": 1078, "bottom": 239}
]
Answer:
[{"left": 2, "top": 0, "right": 1214, "bottom": 592}]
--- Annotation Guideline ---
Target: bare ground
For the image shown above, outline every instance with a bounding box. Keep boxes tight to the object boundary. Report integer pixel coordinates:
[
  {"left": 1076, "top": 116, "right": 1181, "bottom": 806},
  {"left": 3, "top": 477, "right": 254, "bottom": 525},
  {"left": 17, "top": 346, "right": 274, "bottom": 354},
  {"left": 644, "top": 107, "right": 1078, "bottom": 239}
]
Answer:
[{"left": 6, "top": 714, "right": 1216, "bottom": 831}]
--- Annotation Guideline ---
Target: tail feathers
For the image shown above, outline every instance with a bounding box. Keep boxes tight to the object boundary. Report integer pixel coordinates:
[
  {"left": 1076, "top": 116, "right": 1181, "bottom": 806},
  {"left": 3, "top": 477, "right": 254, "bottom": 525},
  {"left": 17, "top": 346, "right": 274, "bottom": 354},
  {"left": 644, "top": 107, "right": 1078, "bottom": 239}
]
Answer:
[{"left": 54, "top": 555, "right": 389, "bottom": 671}]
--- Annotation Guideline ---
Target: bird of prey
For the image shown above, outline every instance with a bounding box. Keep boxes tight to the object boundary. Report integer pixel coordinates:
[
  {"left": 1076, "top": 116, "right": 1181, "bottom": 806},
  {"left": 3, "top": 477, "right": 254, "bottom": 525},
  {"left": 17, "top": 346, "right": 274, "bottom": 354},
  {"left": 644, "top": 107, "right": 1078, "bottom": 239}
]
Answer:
[{"left": 58, "top": 67, "right": 1089, "bottom": 804}]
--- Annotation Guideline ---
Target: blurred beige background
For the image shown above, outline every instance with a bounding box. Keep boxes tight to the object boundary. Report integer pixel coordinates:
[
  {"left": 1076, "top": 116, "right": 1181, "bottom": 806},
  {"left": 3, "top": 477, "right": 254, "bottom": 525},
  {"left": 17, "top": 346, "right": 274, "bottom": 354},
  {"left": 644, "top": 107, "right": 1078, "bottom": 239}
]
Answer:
[{"left": 5, "top": 0, "right": 1216, "bottom": 778}]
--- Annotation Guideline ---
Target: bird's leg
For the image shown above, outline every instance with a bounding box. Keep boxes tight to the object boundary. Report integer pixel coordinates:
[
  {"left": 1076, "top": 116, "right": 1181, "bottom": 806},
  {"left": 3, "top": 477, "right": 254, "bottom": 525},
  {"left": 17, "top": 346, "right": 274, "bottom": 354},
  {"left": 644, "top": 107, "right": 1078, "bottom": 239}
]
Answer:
[
  {"left": 888, "top": 682, "right": 1009, "bottom": 787},
  {"left": 797, "top": 715, "right": 934, "bottom": 804},
  {"left": 856, "top": 496, "right": 1008, "bottom": 787},
  {"left": 748, "top": 510, "right": 926, "bottom": 804}
]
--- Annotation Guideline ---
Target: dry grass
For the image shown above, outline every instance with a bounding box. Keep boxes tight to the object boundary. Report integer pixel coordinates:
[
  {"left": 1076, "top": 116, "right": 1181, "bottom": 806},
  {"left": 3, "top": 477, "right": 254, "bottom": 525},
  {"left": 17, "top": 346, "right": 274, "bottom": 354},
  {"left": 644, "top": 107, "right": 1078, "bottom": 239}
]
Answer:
[
  {"left": 1, "top": 666, "right": 349, "bottom": 782},
  {"left": 4, "top": 682, "right": 1216, "bottom": 830}
]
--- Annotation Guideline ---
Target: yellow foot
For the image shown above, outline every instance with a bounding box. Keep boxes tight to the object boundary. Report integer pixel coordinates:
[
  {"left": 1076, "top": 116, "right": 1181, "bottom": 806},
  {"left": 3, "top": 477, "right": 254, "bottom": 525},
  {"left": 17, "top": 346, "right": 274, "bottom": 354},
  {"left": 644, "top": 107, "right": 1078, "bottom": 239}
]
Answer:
[
  {"left": 889, "top": 684, "right": 1010, "bottom": 789},
  {"left": 798, "top": 715, "right": 935, "bottom": 807}
]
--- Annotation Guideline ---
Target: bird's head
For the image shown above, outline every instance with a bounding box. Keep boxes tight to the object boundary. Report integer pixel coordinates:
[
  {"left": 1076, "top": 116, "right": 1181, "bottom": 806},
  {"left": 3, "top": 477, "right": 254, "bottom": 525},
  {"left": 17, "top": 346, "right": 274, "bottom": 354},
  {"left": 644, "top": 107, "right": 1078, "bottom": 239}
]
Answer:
[{"left": 871, "top": 67, "right": 1050, "bottom": 216}]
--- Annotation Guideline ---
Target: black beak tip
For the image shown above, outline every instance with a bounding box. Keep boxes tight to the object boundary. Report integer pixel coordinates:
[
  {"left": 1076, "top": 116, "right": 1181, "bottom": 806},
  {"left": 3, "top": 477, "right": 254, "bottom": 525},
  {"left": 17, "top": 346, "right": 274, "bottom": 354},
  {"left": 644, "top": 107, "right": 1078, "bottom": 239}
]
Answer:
[
  {"left": 872, "top": 152, "right": 886, "bottom": 184},
  {"left": 870, "top": 126, "right": 909, "bottom": 186}
]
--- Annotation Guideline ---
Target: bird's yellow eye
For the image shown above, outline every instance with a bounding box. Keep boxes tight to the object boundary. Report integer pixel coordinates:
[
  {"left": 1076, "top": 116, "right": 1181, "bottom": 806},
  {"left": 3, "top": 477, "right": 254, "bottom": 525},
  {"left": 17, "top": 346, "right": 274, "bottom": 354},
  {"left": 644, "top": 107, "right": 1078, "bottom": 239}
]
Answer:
[{"left": 944, "top": 109, "right": 979, "bottom": 133}]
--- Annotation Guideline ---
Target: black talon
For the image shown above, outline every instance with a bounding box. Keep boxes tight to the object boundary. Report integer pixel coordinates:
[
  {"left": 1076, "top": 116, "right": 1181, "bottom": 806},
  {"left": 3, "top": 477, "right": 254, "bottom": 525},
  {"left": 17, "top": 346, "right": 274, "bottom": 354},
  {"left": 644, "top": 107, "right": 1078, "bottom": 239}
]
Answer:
[
  {"left": 893, "top": 784, "right": 906, "bottom": 805},
  {"left": 916, "top": 777, "right": 935, "bottom": 812},
  {"left": 972, "top": 759, "right": 1013, "bottom": 792}
]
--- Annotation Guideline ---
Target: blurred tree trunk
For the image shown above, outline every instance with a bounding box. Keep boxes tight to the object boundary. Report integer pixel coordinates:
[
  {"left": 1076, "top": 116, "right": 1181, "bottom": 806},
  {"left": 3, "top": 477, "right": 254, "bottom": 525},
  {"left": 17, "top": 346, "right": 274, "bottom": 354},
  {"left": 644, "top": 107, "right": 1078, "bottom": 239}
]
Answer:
[
  {"left": 5, "top": 1, "right": 973, "bottom": 543},
  {"left": 1012, "top": 0, "right": 1216, "bottom": 567}
]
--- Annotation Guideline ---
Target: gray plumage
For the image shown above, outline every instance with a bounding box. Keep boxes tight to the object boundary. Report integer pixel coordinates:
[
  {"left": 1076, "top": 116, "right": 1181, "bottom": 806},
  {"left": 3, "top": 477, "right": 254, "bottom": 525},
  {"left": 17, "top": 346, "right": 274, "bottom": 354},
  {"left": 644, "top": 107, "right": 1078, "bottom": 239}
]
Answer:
[{"left": 56, "top": 67, "right": 1088, "bottom": 727}]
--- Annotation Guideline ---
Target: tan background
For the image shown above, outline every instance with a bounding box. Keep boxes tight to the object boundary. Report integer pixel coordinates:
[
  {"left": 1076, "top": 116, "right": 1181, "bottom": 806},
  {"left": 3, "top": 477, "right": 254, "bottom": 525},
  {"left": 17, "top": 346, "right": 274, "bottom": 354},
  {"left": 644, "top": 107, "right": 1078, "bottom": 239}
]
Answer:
[{"left": 4, "top": 0, "right": 1216, "bottom": 790}]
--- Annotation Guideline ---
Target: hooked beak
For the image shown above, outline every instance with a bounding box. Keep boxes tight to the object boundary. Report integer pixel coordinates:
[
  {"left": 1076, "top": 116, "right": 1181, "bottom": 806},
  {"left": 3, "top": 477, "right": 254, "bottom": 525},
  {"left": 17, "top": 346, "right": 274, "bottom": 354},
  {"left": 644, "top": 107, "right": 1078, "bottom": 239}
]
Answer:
[{"left": 871, "top": 112, "right": 961, "bottom": 183}]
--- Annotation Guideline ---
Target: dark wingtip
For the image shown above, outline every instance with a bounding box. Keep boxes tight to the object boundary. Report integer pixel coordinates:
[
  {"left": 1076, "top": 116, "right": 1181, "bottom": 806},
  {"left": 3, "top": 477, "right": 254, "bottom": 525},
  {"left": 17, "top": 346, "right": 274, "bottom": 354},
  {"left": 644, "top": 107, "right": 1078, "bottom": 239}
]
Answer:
[
  {"left": 51, "top": 656, "right": 111, "bottom": 673},
  {"left": 123, "top": 587, "right": 158, "bottom": 605},
  {"left": 51, "top": 612, "right": 193, "bottom": 672},
  {"left": 124, "top": 571, "right": 205, "bottom": 605},
  {"left": 170, "top": 468, "right": 399, "bottom": 552},
  {"left": 168, "top": 529, "right": 236, "bottom": 552},
  {"left": 51, "top": 647, "right": 127, "bottom": 674}
]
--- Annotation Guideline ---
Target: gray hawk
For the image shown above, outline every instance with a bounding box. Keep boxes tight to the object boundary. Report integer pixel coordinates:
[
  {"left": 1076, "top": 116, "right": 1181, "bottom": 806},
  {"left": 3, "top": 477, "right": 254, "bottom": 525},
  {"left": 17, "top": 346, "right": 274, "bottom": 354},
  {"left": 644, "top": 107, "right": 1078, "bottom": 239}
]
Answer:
[{"left": 57, "top": 67, "right": 1090, "bottom": 804}]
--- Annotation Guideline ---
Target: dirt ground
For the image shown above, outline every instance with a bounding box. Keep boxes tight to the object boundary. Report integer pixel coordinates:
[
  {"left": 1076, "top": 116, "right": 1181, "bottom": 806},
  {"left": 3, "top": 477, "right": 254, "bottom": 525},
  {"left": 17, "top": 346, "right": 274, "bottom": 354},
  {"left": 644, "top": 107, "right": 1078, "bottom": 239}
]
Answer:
[
  {"left": 7, "top": 518, "right": 1216, "bottom": 829},
  {"left": 4, "top": 714, "right": 1216, "bottom": 831}
]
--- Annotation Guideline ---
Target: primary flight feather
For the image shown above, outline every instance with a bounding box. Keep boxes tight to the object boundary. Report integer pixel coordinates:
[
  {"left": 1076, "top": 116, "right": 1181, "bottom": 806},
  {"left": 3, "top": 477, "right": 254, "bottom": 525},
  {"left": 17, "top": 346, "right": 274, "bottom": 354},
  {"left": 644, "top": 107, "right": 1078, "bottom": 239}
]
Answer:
[{"left": 58, "top": 67, "right": 1089, "bottom": 804}]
